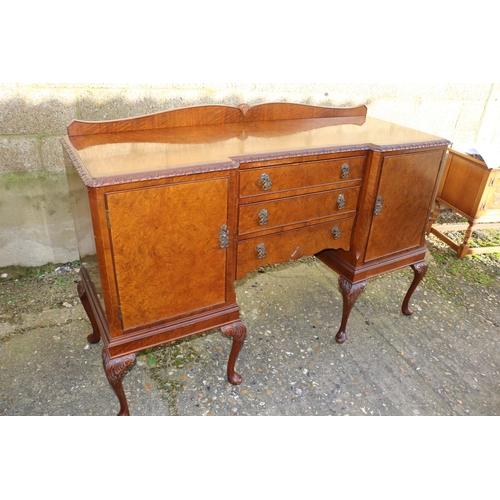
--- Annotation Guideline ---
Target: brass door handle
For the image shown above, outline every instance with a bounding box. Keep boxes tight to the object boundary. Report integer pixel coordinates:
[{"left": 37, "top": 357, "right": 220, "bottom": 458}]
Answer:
[
  {"left": 258, "top": 209, "right": 269, "bottom": 226},
  {"left": 219, "top": 225, "right": 230, "bottom": 248},
  {"left": 256, "top": 243, "right": 266, "bottom": 259},
  {"left": 337, "top": 194, "right": 346, "bottom": 210},
  {"left": 331, "top": 226, "right": 341, "bottom": 239},
  {"left": 341, "top": 162, "right": 350, "bottom": 178},
  {"left": 374, "top": 195, "right": 384, "bottom": 216},
  {"left": 260, "top": 173, "right": 272, "bottom": 191}
]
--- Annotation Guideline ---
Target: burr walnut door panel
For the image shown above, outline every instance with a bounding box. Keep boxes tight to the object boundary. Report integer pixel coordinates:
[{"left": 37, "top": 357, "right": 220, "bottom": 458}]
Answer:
[
  {"left": 105, "top": 178, "right": 230, "bottom": 330},
  {"left": 364, "top": 150, "right": 443, "bottom": 262}
]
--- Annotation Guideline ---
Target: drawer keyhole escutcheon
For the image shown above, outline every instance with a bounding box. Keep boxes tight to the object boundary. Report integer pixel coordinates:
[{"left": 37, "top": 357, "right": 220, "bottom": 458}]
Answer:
[
  {"left": 337, "top": 194, "right": 346, "bottom": 210},
  {"left": 219, "top": 225, "right": 230, "bottom": 248},
  {"left": 260, "top": 173, "right": 272, "bottom": 191},
  {"left": 331, "top": 226, "right": 341, "bottom": 239},
  {"left": 258, "top": 209, "right": 269, "bottom": 225},
  {"left": 256, "top": 243, "right": 267, "bottom": 259},
  {"left": 374, "top": 195, "right": 384, "bottom": 216},
  {"left": 341, "top": 162, "right": 350, "bottom": 178}
]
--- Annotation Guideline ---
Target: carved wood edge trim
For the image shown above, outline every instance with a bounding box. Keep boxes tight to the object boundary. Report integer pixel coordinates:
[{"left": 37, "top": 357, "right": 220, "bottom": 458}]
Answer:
[
  {"left": 370, "top": 140, "right": 451, "bottom": 152},
  {"left": 231, "top": 145, "right": 372, "bottom": 164},
  {"left": 63, "top": 135, "right": 239, "bottom": 186},
  {"left": 67, "top": 102, "right": 368, "bottom": 137},
  {"left": 61, "top": 137, "right": 94, "bottom": 186},
  {"left": 231, "top": 140, "right": 450, "bottom": 165},
  {"left": 84, "top": 162, "right": 239, "bottom": 187}
]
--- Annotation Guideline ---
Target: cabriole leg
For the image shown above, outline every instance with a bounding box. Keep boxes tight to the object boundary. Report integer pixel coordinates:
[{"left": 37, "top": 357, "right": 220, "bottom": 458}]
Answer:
[
  {"left": 102, "top": 349, "right": 136, "bottom": 416},
  {"left": 336, "top": 277, "right": 367, "bottom": 344},
  {"left": 77, "top": 282, "right": 101, "bottom": 344},
  {"left": 221, "top": 321, "right": 247, "bottom": 385},
  {"left": 402, "top": 261, "right": 428, "bottom": 316}
]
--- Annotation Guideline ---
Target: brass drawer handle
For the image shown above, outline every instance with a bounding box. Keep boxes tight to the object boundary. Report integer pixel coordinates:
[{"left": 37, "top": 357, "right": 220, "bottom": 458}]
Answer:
[
  {"left": 341, "top": 162, "right": 350, "bottom": 178},
  {"left": 258, "top": 208, "right": 268, "bottom": 225},
  {"left": 256, "top": 243, "right": 266, "bottom": 259},
  {"left": 374, "top": 195, "right": 384, "bottom": 216},
  {"left": 260, "top": 173, "right": 272, "bottom": 191},
  {"left": 219, "top": 225, "right": 230, "bottom": 248},
  {"left": 331, "top": 226, "right": 341, "bottom": 239},
  {"left": 337, "top": 194, "right": 346, "bottom": 210}
]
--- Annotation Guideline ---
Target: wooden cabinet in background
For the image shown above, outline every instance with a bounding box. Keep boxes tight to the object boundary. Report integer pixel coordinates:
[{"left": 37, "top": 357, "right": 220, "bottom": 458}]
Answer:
[
  {"left": 428, "top": 148, "right": 500, "bottom": 258},
  {"left": 62, "top": 102, "right": 449, "bottom": 415}
]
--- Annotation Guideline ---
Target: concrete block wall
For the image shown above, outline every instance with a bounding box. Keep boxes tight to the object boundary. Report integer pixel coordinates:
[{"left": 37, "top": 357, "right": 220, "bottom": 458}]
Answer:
[{"left": 1, "top": 83, "right": 499, "bottom": 268}]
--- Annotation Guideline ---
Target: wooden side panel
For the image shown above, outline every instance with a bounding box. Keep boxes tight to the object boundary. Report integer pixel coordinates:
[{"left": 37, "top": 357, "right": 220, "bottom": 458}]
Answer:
[
  {"left": 439, "top": 151, "right": 488, "bottom": 217},
  {"left": 106, "top": 178, "right": 229, "bottom": 330},
  {"left": 364, "top": 150, "right": 443, "bottom": 262}
]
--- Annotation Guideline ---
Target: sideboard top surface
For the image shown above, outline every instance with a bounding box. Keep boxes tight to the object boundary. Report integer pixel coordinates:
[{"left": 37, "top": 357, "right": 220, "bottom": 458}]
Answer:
[{"left": 64, "top": 103, "right": 449, "bottom": 186}]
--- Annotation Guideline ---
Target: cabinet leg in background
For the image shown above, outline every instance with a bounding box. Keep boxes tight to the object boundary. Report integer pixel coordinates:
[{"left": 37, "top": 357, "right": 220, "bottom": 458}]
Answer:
[
  {"left": 221, "top": 321, "right": 247, "bottom": 385},
  {"left": 402, "top": 261, "right": 428, "bottom": 316},
  {"left": 336, "top": 277, "right": 367, "bottom": 344},
  {"left": 77, "top": 282, "right": 101, "bottom": 344},
  {"left": 102, "top": 349, "right": 136, "bottom": 416}
]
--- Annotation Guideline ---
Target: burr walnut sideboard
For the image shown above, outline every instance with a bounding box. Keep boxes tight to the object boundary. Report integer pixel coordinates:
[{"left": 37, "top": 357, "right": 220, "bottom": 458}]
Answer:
[{"left": 62, "top": 102, "right": 450, "bottom": 415}]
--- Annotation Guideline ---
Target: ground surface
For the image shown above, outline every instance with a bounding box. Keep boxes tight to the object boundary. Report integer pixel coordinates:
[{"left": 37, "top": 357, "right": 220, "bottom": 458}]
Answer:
[{"left": 1, "top": 209, "right": 499, "bottom": 416}]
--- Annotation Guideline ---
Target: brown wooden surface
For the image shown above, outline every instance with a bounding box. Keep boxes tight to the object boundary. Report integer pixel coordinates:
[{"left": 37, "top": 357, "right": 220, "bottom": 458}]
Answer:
[
  {"left": 236, "top": 217, "right": 355, "bottom": 280},
  {"left": 429, "top": 149, "right": 500, "bottom": 257},
  {"left": 106, "top": 177, "right": 230, "bottom": 330},
  {"left": 64, "top": 102, "right": 450, "bottom": 414},
  {"left": 438, "top": 149, "right": 500, "bottom": 222},
  {"left": 364, "top": 150, "right": 444, "bottom": 261},
  {"left": 238, "top": 186, "right": 360, "bottom": 236},
  {"left": 66, "top": 103, "right": 447, "bottom": 186},
  {"left": 67, "top": 102, "right": 368, "bottom": 137},
  {"left": 439, "top": 150, "right": 491, "bottom": 219},
  {"left": 239, "top": 155, "right": 365, "bottom": 199}
]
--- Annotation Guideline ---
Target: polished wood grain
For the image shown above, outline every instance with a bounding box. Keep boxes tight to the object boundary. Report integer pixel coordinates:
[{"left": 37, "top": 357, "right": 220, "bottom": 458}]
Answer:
[
  {"left": 66, "top": 102, "right": 446, "bottom": 186},
  {"left": 364, "top": 150, "right": 443, "bottom": 261},
  {"left": 238, "top": 186, "right": 360, "bottom": 236},
  {"left": 236, "top": 217, "right": 355, "bottom": 280},
  {"left": 63, "top": 102, "right": 450, "bottom": 415},
  {"left": 239, "top": 155, "right": 365, "bottom": 199},
  {"left": 67, "top": 102, "right": 368, "bottom": 137},
  {"left": 106, "top": 177, "right": 230, "bottom": 329}
]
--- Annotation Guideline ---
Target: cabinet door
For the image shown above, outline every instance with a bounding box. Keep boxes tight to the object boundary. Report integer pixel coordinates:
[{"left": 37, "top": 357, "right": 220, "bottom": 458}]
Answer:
[
  {"left": 364, "top": 150, "right": 443, "bottom": 262},
  {"left": 105, "top": 178, "right": 230, "bottom": 330}
]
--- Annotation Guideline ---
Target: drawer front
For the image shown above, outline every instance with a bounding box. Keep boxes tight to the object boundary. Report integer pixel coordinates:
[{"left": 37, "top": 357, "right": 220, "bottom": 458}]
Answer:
[
  {"left": 238, "top": 186, "right": 359, "bottom": 235},
  {"left": 236, "top": 217, "right": 355, "bottom": 279},
  {"left": 239, "top": 156, "right": 365, "bottom": 198}
]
